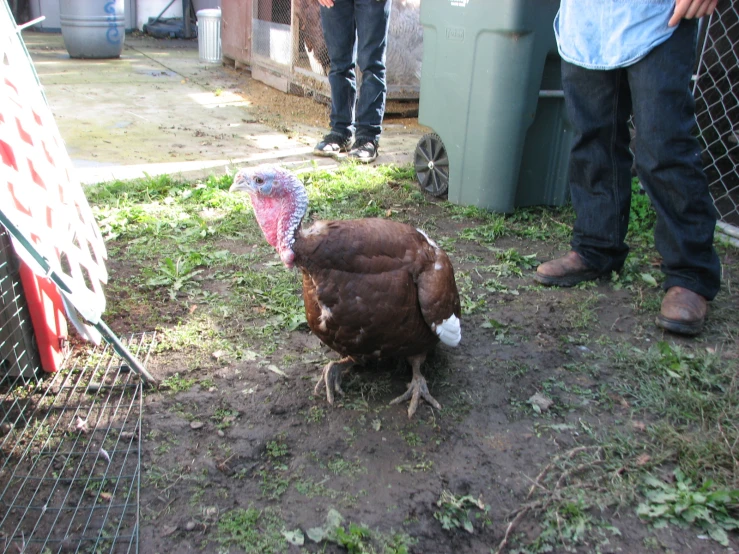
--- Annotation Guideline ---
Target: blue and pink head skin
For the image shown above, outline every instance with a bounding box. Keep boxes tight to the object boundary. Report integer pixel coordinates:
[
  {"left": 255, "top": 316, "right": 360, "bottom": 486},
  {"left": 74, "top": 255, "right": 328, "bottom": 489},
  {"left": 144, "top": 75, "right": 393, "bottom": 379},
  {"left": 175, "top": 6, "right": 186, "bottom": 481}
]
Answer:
[{"left": 230, "top": 165, "right": 308, "bottom": 269}]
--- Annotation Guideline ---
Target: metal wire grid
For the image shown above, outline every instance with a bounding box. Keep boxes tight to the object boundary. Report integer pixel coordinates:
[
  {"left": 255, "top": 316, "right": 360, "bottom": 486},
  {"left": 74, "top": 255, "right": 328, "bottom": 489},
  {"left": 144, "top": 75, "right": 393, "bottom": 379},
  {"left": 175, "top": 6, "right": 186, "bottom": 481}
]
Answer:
[
  {"left": 0, "top": 332, "right": 156, "bottom": 553},
  {"left": 694, "top": 2, "right": 739, "bottom": 232},
  {"left": 0, "top": 226, "right": 41, "bottom": 382},
  {"left": 253, "top": 0, "right": 293, "bottom": 67}
]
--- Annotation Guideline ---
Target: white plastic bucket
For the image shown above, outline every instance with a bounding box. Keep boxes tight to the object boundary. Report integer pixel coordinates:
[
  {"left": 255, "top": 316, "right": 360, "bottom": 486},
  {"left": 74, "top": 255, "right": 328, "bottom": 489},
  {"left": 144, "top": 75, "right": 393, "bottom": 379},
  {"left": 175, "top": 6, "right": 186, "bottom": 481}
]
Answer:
[
  {"left": 60, "top": 0, "right": 125, "bottom": 59},
  {"left": 197, "top": 9, "right": 222, "bottom": 64}
]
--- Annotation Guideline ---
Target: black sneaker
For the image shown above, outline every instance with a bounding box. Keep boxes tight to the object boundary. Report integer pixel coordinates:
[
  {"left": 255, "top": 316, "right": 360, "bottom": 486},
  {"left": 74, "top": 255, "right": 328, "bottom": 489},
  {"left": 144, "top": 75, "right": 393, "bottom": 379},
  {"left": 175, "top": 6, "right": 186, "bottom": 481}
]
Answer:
[
  {"left": 348, "top": 139, "right": 378, "bottom": 163},
  {"left": 314, "top": 132, "right": 352, "bottom": 158}
]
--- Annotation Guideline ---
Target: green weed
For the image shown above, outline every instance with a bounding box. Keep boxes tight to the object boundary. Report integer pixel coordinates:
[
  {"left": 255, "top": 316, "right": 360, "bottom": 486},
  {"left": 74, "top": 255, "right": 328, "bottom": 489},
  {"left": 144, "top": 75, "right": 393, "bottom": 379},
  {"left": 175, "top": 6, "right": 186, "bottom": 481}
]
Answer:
[
  {"left": 216, "top": 506, "right": 287, "bottom": 553},
  {"left": 511, "top": 496, "right": 620, "bottom": 554},
  {"left": 256, "top": 469, "right": 290, "bottom": 500},
  {"left": 265, "top": 437, "right": 289, "bottom": 459},
  {"left": 145, "top": 256, "right": 204, "bottom": 300},
  {"left": 459, "top": 217, "right": 507, "bottom": 244},
  {"left": 626, "top": 178, "right": 657, "bottom": 247},
  {"left": 434, "top": 490, "right": 488, "bottom": 533},
  {"left": 211, "top": 407, "right": 239, "bottom": 429},
  {"left": 160, "top": 372, "right": 196, "bottom": 393},
  {"left": 307, "top": 509, "right": 415, "bottom": 553},
  {"left": 637, "top": 468, "right": 739, "bottom": 546}
]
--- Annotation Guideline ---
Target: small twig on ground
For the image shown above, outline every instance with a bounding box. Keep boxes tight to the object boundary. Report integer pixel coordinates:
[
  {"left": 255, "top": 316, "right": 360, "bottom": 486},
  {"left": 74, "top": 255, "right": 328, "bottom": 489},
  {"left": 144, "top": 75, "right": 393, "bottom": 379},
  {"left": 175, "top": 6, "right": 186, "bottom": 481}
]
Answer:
[
  {"left": 522, "top": 472, "right": 549, "bottom": 496},
  {"left": 160, "top": 474, "right": 183, "bottom": 495},
  {"left": 545, "top": 214, "right": 573, "bottom": 231},
  {"left": 154, "top": 496, "right": 178, "bottom": 519},
  {"left": 555, "top": 459, "right": 605, "bottom": 490},
  {"left": 495, "top": 500, "right": 542, "bottom": 554},
  {"left": 497, "top": 445, "right": 603, "bottom": 554},
  {"left": 216, "top": 453, "right": 237, "bottom": 474}
]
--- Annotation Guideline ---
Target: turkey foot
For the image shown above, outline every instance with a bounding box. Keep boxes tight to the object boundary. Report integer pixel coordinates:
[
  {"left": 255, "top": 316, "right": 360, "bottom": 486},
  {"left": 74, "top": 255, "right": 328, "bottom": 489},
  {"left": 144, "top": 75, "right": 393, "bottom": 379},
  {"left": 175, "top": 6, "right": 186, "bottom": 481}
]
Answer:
[
  {"left": 314, "top": 357, "right": 354, "bottom": 405},
  {"left": 389, "top": 354, "right": 441, "bottom": 418}
]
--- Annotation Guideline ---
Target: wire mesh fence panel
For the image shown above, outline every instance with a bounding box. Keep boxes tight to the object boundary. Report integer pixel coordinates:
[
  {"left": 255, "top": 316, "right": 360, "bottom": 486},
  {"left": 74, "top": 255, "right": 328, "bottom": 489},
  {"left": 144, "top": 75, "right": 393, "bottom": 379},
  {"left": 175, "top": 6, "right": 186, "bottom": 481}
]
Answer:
[
  {"left": 384, "top": 0, "right": 423, "bottom": 99},
  {"left": 694, "top": 1, "right": 739, "bottom": 231},
  {"left": 291, "top": 0, "right": 423, "bottom": 99},
  {"left": 0, "top": 226, "right": 42, "bottom": 382},
  {"left": 292, "top": 0, "right": 331, "bottom": 96},
  {"left": 252, "top": 0, "right": 293, "bottom": 67},
  {"left": 0, "top": 333, "right": 155, "bottom": 553},
  {"left": 250, "top": 0, "right": 422, "bottom": 100}
]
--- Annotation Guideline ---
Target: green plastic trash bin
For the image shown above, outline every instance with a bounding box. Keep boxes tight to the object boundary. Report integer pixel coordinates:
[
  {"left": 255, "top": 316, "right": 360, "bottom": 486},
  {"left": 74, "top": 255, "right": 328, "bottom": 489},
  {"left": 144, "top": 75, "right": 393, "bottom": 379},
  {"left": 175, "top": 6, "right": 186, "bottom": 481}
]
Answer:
[{"left": 414, "top": 0, "right": 572, "bottom": 213}]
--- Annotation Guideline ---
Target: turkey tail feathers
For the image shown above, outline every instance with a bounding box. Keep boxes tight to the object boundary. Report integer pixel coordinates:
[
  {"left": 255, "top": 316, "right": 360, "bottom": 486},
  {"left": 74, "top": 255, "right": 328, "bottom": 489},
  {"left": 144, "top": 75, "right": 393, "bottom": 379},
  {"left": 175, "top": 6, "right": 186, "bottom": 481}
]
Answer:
[{"left": 434, "top": 314, "right": 461, "bottom": 347}]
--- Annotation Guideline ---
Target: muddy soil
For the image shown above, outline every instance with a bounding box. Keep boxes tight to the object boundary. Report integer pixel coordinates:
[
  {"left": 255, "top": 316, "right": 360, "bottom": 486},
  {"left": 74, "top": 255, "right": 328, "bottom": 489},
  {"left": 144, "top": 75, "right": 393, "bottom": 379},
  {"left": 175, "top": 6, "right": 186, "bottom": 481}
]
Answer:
[
  {"left": 9, "top": 31, "right": 736, "bottom": 554},
  {"left": 124, "top": 202, "right": 738, "bottom": 554}
]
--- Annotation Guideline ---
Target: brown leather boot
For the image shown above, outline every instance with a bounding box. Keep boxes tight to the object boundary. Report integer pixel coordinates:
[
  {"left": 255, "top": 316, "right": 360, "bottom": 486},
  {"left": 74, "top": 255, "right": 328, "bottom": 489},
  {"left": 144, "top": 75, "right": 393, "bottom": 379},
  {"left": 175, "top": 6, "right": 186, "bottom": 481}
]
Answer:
[
  {"left": 534, "top": 251, "right": 603, "bottom": 287},
  {"left": 656, "top": 286, "right": 707, "bottom": 336}
]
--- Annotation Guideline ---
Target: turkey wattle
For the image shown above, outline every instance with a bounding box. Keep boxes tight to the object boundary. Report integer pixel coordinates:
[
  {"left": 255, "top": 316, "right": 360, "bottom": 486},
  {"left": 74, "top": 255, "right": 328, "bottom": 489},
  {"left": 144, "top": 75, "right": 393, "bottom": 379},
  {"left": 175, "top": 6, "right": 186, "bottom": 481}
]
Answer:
[{"left": 230, "top": 165, "right": 461, "bottom": 417}]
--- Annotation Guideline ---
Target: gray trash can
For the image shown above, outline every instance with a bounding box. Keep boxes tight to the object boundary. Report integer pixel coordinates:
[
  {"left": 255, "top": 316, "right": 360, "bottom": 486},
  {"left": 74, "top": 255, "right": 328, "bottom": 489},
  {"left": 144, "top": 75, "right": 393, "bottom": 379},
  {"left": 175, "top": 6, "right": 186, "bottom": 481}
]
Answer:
[
  {"left": 197, "top": 8, "right": 222, "bottom": 64},
  {"left": 414, "top": 0, "right": 572, "bottom": 213}
]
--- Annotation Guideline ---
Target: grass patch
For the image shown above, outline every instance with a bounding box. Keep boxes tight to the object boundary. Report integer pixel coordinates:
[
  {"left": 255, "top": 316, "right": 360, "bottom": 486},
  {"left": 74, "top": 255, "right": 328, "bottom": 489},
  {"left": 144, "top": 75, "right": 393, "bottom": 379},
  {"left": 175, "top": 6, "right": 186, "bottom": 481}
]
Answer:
[
  {"left": 501, "top": 340, "right": 739, "bottom": 551},
  {"left": 160, "top": 372, "right": 196, "bottom": 393},
  {"left": 217, "top": 506, "right": 288, "bottom": 553},
  {"left": 615, "top": 341, "right": 739, "bottom": 487},
  {"left": 88, "top": 164, "right": 738, "bottom": 554}
]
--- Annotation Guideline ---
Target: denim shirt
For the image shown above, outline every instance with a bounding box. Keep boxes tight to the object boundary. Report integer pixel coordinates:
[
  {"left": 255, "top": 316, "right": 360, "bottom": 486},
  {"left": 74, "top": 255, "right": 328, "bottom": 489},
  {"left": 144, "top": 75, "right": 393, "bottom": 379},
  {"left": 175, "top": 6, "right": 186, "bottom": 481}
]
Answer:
[{"left": 554, "top": 0, "right": 676, "bottom": 69}]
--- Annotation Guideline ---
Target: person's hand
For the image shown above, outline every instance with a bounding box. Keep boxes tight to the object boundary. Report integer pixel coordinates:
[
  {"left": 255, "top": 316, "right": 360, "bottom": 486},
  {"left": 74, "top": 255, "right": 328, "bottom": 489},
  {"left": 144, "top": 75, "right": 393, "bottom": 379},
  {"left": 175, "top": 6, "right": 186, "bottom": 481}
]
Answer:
[
  {"left": 669, "top": 0, "right": 718, "bottom": 27},
  {"left": 316, "top": 0, "right": 334, "bottom": 7}
]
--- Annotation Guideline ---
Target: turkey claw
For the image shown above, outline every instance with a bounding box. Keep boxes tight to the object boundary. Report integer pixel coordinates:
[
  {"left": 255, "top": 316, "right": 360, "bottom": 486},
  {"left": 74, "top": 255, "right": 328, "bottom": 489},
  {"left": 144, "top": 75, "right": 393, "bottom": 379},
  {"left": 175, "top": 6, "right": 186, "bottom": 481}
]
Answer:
[
  {"left": 314, "top": 359, "right": 351, "bottom": 405},
  {"left": 390, "top": 376, "right": 441, "bottom": 418}
]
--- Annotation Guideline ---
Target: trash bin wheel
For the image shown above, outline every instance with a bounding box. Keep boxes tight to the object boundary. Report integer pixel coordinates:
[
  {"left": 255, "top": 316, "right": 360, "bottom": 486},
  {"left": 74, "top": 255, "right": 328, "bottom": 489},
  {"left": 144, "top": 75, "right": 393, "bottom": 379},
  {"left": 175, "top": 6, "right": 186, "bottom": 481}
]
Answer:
[{"left": 414, "top": 133, "right": 449, "bottom": 197}]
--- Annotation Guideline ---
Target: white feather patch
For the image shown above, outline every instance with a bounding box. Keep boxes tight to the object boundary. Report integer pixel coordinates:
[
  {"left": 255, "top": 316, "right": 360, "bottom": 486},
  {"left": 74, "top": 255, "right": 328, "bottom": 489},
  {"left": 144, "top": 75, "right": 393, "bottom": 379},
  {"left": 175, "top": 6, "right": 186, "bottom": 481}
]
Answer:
[
  {"left": 318, "top": 303, "right": 332, "bottom": 332},
  {"left": 433, "top": 314, "right": 461, "bottom": 347},
  {"left": 302, "top": 221, "right": 327, "bottom": 236},
  {"left": 416, "top": 228, "right": 438, "bottom": 249}
]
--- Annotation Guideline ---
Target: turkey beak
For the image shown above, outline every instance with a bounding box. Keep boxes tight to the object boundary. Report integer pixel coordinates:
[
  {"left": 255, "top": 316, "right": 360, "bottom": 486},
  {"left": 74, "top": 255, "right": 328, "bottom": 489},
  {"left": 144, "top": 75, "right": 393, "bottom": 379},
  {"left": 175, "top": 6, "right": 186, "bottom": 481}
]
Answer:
[{"left": 229, "top": 172, "right": 255, "bottom": 194}]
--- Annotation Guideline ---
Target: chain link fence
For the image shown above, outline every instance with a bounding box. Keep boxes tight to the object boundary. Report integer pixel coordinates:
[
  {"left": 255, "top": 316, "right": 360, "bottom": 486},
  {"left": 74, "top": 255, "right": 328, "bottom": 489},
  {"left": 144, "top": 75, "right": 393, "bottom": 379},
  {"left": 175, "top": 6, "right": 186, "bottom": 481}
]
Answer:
[
  {"left": 250, "top": 0, "right": 422, "bottom": 101},
  {"left": 694, "top": 1, "right": 739, "bottom": 244}
]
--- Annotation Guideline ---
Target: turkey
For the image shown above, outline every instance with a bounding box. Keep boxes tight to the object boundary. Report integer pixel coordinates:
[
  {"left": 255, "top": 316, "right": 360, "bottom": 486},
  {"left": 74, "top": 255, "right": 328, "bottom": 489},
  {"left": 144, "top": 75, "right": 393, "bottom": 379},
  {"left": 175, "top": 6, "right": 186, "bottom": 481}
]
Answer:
[{"left": 230, "top": 165, "right": 461, "bottom": 418}]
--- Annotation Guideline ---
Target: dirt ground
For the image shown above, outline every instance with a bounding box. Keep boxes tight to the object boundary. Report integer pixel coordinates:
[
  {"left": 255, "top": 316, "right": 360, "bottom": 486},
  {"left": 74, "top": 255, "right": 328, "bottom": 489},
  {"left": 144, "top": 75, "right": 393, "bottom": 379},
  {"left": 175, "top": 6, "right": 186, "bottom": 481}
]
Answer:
[
  {"left": 18, "top": 33, "right": 736, "bottom": 554},
  {"left": 119, "top": 202, "right": 737, "bottom": 553}
]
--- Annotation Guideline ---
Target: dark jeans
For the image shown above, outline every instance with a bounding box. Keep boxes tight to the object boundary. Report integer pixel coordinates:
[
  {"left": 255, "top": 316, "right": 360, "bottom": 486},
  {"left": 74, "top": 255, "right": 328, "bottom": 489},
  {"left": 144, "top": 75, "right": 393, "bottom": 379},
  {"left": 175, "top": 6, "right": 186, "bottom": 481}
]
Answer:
[
  {"left": 562, "top": 19, "right": 721, "bottom": 300},
  {"left": 320, "top": 0, "right": 391, "bottom": 144}
]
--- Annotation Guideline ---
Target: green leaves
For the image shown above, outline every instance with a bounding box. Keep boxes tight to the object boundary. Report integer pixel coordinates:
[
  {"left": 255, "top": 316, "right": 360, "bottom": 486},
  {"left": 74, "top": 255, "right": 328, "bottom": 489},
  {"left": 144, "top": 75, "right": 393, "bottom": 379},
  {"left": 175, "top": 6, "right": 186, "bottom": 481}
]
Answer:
[
  {"left": 637, "top": 469, "right": 739, "bottom": 546},
  {"left": 459, "top": 217, "right": 507, "bottom": 244},
  {"left": 434, "top": 490, "right": 488, "bottom": 533},
  {"left": 305, "top": 509, "right": 414, "bottom": 553},
  {"left": 145, "top": 256, "right": 204, "bottom": 300},
  {"left": 626, "top": 178, "right": 657, "bottom": 246}
]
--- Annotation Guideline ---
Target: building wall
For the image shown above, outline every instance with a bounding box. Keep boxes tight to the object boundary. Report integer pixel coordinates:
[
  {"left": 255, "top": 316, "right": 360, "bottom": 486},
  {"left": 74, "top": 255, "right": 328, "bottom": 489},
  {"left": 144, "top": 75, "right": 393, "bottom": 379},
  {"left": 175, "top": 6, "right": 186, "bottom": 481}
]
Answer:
[{"left": 26, "top": 0, "right": 221, "bottom": 32}]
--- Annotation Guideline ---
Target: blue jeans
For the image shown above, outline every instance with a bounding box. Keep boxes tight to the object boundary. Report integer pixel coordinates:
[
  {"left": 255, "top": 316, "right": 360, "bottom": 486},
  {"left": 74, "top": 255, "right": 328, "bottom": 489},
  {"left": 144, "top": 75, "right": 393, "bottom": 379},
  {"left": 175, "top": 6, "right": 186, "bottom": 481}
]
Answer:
[
  {"left": 320, "top": 0, "right": 391, "bottom": 144},
  {"left": 562, "top": 19, "right": 721, "bottom": 300}
]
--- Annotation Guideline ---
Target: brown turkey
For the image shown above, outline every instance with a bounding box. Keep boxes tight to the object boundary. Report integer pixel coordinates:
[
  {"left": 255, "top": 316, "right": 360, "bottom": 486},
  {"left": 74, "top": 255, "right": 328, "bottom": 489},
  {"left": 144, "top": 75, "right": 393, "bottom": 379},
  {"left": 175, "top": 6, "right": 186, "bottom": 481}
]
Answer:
[{"left": 230, "top": 165, "right": 461, "bottom": 418}]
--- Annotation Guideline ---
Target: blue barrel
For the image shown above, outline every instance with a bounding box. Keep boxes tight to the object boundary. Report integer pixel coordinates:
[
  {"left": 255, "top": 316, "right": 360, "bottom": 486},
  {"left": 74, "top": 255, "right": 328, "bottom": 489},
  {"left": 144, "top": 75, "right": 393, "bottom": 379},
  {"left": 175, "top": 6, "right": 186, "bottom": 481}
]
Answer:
[{"left": 60, "top": 0, "right": 125, "bottom": 59}]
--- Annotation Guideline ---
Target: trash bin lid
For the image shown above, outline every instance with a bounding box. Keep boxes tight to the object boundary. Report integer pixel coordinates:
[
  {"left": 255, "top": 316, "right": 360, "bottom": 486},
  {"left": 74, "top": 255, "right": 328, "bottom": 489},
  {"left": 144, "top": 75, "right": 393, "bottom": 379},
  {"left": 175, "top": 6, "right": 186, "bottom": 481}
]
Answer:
[{"left": 196, "top": 8, "right": 221, "bottom": 18}]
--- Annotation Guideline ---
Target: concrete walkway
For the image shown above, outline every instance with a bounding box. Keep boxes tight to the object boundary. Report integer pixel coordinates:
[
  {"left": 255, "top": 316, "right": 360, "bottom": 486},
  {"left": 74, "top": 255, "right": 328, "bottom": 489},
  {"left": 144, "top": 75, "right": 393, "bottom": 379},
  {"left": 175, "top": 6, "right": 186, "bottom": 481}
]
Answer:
[{"left": 24, "top": 32, "right": 423, "bottom": 184}]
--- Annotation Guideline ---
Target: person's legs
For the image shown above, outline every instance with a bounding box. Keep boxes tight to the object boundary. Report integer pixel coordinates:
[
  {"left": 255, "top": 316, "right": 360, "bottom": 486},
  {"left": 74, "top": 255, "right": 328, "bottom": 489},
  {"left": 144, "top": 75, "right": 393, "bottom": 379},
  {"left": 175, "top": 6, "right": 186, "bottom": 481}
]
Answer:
[
  {"left": 627, "top": 19, "right": 721, "bottom": 302},
  {"left": 320, "top": 0, "right": 358, "bottom": 142},
  {"left": 353, "top": 0, "right": 391, "bottom": 144},
  {"left": 536, "top": 60, "right": 633, "bottom": 286},
  {"left": 564, "top": 60, "right": 634, "bottom": 274}
]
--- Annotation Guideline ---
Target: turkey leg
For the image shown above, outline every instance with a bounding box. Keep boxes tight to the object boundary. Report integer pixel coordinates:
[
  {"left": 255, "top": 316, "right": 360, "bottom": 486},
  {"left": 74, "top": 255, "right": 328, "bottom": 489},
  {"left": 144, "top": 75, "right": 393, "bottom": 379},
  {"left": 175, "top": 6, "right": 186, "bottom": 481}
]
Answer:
[
  {"left": 390, "top": 354, "right": 441, "bottom": 418},
  {"left": 314, "top": 357, "right": 354, "bottom": 405}
]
